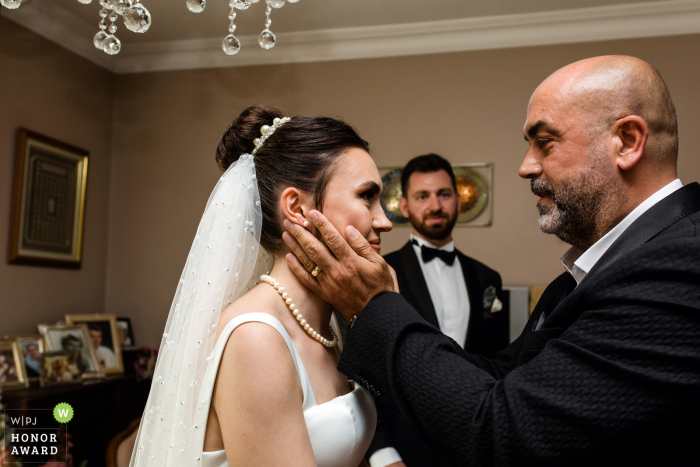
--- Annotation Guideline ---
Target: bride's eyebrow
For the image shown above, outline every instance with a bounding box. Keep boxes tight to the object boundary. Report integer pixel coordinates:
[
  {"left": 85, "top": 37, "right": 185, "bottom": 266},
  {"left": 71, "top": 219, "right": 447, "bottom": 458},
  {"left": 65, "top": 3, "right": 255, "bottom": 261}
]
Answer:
[{"left": 357, "top": 181, "right": 382, "bottom": 197}]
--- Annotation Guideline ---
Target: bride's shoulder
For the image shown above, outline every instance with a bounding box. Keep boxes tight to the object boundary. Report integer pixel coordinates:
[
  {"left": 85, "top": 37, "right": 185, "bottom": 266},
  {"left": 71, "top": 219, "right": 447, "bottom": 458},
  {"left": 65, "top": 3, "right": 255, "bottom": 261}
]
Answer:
[
  {"left": 213, "top": 286, "right": 302, "bottom": 400},
  {"left": 217, "top": 284, "right": 285, "bottom": 334},
  {"left": 214, "top": 285, "right": 291, "bottom": 359}
]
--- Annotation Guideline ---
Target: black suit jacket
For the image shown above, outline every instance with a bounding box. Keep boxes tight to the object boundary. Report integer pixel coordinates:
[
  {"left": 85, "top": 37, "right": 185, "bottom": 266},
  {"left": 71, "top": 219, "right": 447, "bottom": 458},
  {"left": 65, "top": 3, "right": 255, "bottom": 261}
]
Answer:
[
  {"left": 341, "top": 183, "right": 700, "bottom": 467},
  {"left": 367, "top": 243, "right": 509, "bottom": 466}
]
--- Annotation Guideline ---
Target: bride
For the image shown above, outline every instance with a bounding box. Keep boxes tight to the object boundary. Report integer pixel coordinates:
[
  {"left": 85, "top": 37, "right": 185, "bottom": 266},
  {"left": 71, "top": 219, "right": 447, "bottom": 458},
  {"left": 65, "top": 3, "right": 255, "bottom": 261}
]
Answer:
[{"left": 130, "top": 105, "right": 392, "bottom": 467}]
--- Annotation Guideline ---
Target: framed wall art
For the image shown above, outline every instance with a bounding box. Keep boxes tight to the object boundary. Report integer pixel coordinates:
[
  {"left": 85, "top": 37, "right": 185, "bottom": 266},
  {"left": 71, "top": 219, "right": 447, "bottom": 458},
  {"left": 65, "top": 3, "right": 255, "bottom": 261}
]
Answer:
[
  {"left": 38, "top": 323, "right": 104, "bottom": 379},
  {"left": 65, "top": 314, "right": 124, "bottom": 374},
  {"left": 8, "top": 129, "right": 89, "bottom": 268},
  {"left": 379, "top": 163, "right": 494, "bottom": 227}
]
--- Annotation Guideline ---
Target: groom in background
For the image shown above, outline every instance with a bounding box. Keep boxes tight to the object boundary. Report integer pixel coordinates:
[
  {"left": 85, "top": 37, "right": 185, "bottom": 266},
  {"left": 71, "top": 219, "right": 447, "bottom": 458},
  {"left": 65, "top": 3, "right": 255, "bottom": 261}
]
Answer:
[{"left": 368, "top": 154, "right": 508, "bottom": 467}]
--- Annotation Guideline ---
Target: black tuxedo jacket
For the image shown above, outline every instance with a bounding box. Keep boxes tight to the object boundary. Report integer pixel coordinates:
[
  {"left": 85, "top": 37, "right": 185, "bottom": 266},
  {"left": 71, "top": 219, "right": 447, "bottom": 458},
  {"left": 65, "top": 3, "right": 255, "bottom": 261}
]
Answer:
[
  {"left": 385, "top": 242, "right": 509, "bottom": 358},
  {"left": 341, "top": 183, "right": 700, "bottom": 467},
  {"left": 367, "top": 243, "right": 509, "bottom": 465}
]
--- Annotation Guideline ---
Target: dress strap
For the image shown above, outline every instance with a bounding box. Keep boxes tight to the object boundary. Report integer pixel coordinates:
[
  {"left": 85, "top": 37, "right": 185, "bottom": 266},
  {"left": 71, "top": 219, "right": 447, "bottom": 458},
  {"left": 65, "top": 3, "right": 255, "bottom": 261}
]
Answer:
[{"left": 199, "top": 313, "right": 317, "bottom": 417}]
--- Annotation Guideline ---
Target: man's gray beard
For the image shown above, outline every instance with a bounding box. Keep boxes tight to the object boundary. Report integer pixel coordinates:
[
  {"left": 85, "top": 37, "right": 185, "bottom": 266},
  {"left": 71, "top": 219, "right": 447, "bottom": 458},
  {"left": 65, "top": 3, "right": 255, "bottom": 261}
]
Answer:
[
  {"left": 532, "top": 150, "right": 621, "bottom": 250},
  {"left": 408, "top": 209, "right": 458, "bottom": 242}
]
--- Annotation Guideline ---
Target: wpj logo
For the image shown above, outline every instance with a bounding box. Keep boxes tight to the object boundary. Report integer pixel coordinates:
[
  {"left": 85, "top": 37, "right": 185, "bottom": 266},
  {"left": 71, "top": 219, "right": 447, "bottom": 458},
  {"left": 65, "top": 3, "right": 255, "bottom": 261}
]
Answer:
[{"left": 3, "top": 405, "right": 70, "bottom": 464}]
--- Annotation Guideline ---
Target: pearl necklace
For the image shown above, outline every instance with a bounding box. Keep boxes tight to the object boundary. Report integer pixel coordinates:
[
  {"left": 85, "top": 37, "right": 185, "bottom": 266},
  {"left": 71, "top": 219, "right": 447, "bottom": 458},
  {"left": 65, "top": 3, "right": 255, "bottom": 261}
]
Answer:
[{"left": 260, "top": 274, "right": 338, "bottom": 348}]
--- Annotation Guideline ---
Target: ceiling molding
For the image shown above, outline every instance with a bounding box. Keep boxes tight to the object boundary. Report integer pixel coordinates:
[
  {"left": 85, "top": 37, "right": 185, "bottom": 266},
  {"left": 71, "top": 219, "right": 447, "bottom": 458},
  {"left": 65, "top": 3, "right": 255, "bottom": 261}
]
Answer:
[
  {"left": 5, "top": 0, "right": 700, "bottom": 74},
  {"left": 2, "top": 0, "right": 117, "bottom": 72}
]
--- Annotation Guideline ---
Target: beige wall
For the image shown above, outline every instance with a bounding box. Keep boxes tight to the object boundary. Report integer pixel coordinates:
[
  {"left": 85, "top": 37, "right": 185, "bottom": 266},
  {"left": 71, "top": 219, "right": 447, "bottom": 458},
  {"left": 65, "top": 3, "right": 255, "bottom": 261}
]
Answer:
[
  {"left": 2, "top": 20, "right": 699, "bottom": 346},
  {"left": 106, "top": 34, "right": 700, "bottom": 347},
  {"left": 0, "top": 19, "right": 114, "bottom": 335}
]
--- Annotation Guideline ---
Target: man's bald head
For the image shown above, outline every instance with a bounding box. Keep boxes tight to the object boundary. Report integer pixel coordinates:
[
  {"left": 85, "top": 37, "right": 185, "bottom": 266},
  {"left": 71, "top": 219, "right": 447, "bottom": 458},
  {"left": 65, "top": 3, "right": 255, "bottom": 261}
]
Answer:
[
  {"left": 522, "top": 56, "right": 680, "bottom": 250},
  {"left": 534, "top": 55, "right": 678, "bottom": 167}
]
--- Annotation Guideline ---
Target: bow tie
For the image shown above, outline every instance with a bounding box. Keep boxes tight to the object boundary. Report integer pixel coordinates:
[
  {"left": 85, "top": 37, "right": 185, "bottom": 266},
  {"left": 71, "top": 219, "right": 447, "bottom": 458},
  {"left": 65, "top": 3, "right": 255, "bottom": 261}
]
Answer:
[{"left": 412, "top": 239, "right": 457, "bottom": 265}]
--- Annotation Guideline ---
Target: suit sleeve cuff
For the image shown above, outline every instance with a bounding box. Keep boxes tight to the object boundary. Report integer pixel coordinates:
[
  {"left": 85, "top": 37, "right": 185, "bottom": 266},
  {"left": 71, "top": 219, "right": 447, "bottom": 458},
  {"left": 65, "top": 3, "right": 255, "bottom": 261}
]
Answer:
[{"left": 368, "top": 447, "right": 403, "bottom": 467}]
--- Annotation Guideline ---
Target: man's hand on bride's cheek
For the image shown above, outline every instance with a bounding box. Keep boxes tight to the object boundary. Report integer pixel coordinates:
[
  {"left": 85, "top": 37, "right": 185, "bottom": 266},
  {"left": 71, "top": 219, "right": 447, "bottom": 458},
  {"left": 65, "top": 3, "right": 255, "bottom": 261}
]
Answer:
[{"left": 282, "top": 210, "right": 396, "bottom": 323}]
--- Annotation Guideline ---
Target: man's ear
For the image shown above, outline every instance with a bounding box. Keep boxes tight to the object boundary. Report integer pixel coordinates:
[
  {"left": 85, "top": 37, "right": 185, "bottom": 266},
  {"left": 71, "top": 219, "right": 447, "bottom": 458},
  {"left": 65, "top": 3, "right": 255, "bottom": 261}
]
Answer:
[
  {"left": 399, "top": 197, "right": 409, "bottom": 218},
  {"left": 613, "top": 115, "right": 648, "bottom": 171},
  {"left": 280, "top": 187, "right": 314, "bottom": 227}
]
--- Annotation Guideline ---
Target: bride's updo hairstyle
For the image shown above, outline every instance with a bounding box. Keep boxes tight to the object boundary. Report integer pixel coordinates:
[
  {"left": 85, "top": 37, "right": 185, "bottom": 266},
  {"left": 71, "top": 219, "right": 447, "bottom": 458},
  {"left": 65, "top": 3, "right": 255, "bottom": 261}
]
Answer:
[{"left": 216, "top": 104, "right": 370, "bottom": 255}]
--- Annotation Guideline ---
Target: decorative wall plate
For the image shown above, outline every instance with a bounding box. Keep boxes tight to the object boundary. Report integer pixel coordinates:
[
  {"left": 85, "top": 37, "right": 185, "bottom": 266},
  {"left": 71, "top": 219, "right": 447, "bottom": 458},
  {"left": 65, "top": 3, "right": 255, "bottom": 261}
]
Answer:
[{"left": 378, "top": 163, "right": 493, "bottom": 227}]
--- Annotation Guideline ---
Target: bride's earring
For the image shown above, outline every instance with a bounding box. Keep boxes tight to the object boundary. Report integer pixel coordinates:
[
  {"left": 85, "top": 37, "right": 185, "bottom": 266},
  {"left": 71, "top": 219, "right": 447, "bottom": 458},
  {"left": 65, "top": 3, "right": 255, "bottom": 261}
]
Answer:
[{"left": 303, "top": 220, "right": 309, "bottom": 227}]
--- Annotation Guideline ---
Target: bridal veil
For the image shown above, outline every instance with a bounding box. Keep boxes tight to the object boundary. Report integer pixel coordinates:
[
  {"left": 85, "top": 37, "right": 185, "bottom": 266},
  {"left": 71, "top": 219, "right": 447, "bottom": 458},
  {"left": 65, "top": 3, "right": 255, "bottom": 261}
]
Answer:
[{"left": 130, "top": 153, "right": 266, "bottom": 466}]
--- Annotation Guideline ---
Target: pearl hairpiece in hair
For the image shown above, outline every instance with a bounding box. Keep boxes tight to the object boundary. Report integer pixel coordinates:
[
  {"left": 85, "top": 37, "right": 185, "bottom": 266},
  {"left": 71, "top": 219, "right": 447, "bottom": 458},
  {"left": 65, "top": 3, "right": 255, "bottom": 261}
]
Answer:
[{"left": 252, "top": 117, "right": 291, "bottom": 155}]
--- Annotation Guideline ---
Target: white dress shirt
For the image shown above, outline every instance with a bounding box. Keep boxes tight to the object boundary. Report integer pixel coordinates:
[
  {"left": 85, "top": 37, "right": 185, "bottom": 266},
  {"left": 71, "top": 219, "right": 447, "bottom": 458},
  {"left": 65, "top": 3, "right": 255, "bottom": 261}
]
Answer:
[
  {"left": 535, "top": 179, "right": 684, "bottom": 332},
  {"left": 561, "top": 179, "right": 683, "bottom": 284},
  {"left": 410, "top": 234, "right": 471, "bottom": 348},
  {"left": 369, "top": 234, "right": 472, "bottom": 467}
]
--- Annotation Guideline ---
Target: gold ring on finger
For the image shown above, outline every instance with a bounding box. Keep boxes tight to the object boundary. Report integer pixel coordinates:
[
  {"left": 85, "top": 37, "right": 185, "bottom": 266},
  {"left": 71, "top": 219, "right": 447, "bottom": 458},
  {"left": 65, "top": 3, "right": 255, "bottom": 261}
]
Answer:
[{"left": 311, "top": 265, "right": 322, "bottom": 277}]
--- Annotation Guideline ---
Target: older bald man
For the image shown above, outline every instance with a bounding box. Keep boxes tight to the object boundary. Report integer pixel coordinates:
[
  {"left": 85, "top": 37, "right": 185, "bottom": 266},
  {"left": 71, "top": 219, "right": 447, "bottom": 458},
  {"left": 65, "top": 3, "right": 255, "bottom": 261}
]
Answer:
[{"left": 282, "top": 56, "right": 700, "bottom": 466}]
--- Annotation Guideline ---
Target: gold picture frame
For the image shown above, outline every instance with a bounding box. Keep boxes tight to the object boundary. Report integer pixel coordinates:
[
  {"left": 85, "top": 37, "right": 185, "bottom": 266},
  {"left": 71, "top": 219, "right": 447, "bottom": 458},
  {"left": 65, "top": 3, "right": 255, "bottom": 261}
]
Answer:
[
  {"left": 379, "top": 163, "right": 494, "bottom": 227},
  {"left": 65, "top": 314, "right": 124, "bottom": 374},
  {"left": 0, "top": 339, "right": 29, "bottom": 390},
  {"left": 8, "top": 129, "right": 89, "bottom": 268},
  {"left": 4, "top": 334, "right": 46, "bottom": 382},
  {"left": 38, "top": 323, "right": 104, "bottom": 379}
]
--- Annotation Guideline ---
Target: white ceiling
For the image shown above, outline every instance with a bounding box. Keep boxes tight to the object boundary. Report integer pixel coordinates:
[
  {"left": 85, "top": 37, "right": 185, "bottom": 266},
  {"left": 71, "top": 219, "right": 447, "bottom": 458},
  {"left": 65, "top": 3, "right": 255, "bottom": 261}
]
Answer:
[
  {"left": 3, "top": 0, "right": 700, "bottom": 73},
  {"left": 39, "top": 0, "right": 672, "bottom": 42}
]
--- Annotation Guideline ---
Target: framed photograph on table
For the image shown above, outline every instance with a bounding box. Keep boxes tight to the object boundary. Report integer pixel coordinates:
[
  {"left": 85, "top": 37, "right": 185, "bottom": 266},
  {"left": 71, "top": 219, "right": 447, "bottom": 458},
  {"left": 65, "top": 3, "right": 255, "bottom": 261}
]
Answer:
[
  {"left": 116, "top": 317, "right": 136, "bottom": 348},
  {"left": 38, "top": 323, "right": 103, "bottom": 379},
  {"left": 65, "top": 314, "right": 124, "bottom": 374},
  {"left": 7, "top": 129, "right": 89, "bottom": 268},
  {"left": 39, "top": 350, "right": 83, "bottom": 387},
  {"left": 0, "top": 340, "right": 29, "bottom": 390},
  {"left": 10, "top": 335, "right": 45, "bottom": 382}
]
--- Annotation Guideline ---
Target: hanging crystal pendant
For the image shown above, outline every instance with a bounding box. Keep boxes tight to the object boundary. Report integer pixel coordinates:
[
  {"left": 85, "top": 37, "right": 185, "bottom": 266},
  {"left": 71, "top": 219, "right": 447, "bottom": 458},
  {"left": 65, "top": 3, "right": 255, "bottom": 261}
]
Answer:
[
  {"left": 113, "top": 0, "right": 132, "bottom": 15},
  {"left": 287, "top": 0, "right": 299, "bottom": 3},
  {"left": 103, "top": 35, "right": 121, "bottom": 55},
  {"left": 231, "top": 0, "right": 251, "bottom": 10},
  {"left": 94, "top": 31, "right": 108, "bottom": 49},
  {"left": 186, "top": 0, "right": 205, "bottom": 13},
  {"left": 268, "top": 0, "right": 285, "bottom": 8},
  {"left": 124, "top": 4, "right": 152, "bottom": 33},
  {"left": 222, "top": 35, "right": 241, "bottom": 55},
  {"left": 102, "top": 0, "right": 118, "bottom": 10},
  {"left": 0, "top": 0, "right": 22, "bottom": 9},
  {"left": 77, "top": 0, "right": 93, "bottom": 4},
  {"left": 258, "top": 29, "right": 276, "bottom": 49}
]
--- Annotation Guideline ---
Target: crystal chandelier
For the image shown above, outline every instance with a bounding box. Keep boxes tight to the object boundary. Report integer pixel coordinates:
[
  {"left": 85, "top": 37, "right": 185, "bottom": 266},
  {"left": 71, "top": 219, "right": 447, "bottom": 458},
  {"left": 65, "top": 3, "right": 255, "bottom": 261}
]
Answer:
[
  {"left": 213, "top": 0, "right": 300, "bottom": 55},
  {"left": 0, "top": 0, "right": 299, "bottom": 56}
]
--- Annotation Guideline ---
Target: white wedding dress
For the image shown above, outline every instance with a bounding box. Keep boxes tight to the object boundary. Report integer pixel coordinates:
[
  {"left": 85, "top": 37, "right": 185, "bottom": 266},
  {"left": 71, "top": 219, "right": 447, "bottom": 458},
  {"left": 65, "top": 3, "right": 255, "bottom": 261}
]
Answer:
[{"left": 198, "top": 312, "right": 377, "bottom": 467}]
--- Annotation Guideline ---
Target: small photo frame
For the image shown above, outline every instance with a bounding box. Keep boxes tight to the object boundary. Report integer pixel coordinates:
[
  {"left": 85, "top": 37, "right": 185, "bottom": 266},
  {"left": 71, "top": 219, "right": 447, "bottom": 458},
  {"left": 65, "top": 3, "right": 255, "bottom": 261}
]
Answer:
[
  {"left": 39, "top": 350, "right": 83, "bottom": 387},
  {"left": 12, "top": 335, "right": 45, "bottom": 382},
  {"left": 116, "top": 317, "right": 136, "bottom": 348},
  {"left": 7, "top": 128, "right": 89, "bottom": 268},
  {"left": 65, "top": 314, "right": 124, "bottom": 374},
  {"left": 379, "top": 163, "right": 494, "bottom": 227},
  {"left": 38, "top": 324, "right": 103, "bottom": 379},
  {"left": 0, "top": 339, "right": 29, "bottom": 390}
]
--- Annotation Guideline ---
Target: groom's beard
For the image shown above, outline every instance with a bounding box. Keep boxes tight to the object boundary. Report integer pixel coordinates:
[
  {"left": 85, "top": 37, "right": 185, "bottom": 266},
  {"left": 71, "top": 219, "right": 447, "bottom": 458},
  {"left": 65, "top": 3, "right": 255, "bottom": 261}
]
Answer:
[{"left": 408, "top": 207, "right": 458, "bottom": 242}]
